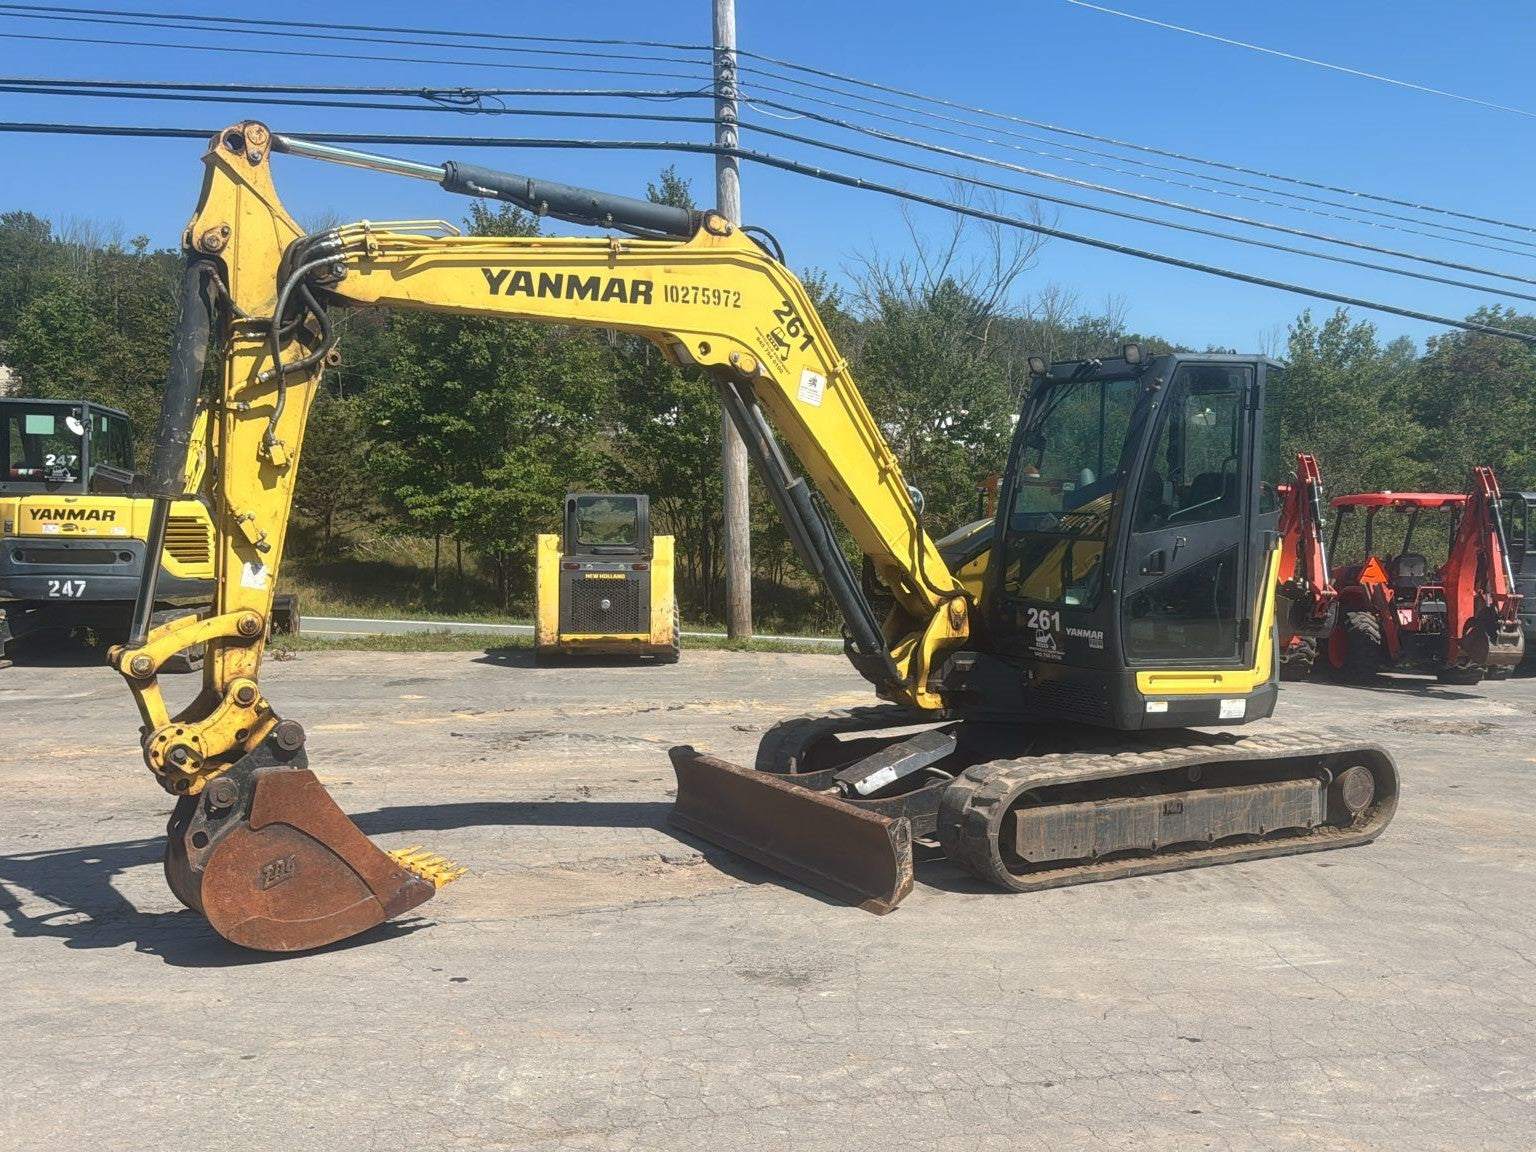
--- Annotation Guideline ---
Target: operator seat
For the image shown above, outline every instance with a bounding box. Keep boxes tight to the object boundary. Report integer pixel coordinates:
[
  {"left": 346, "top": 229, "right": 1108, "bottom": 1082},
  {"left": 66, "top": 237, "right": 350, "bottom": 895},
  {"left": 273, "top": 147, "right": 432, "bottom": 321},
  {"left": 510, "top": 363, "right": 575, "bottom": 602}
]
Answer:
[
  {"left": 1184, "top": 470, "right": 1234, "bottom": 517},
  {"left": 1389, "top": 552, "right": 1430, "bottom": 589}
]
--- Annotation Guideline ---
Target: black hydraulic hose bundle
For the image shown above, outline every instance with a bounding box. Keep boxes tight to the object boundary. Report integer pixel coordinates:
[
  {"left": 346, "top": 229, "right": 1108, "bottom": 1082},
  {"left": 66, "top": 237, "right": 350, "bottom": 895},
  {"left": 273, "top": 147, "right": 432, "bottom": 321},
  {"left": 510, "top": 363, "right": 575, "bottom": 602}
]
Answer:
[{"left": 260, "top": 231, "right": 346, "bottom": 450}]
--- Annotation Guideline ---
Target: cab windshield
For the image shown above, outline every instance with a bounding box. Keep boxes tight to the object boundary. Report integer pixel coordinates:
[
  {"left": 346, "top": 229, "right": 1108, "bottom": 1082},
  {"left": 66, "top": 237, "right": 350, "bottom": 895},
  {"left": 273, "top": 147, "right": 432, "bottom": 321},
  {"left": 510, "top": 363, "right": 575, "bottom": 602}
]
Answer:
[
  {"left": 574, "top": 495, "right": 640, "bottom": 548},
  {"left": 1009, "top": 375, "right": 1138, "bottom": 531},
  {"left": 1000, "top": 374, "right": 1140, "bottom": 608},
  {"left": 2, "top": 401, "right": 88, "bottom": 491},
  {"left": 0, "top": 400, "right": 133, "bottom": 494}
]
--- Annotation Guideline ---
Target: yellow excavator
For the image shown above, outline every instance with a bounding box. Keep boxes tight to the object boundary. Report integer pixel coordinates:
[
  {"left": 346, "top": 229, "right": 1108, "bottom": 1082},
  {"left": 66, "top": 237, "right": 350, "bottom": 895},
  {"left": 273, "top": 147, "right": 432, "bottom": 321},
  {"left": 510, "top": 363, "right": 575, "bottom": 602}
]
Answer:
[
  {"left": 108, "top": 121, "right": 1398, "bottom": 951},
  {"left": 2, "top": 396, "right": 216, "bottom": 668}
]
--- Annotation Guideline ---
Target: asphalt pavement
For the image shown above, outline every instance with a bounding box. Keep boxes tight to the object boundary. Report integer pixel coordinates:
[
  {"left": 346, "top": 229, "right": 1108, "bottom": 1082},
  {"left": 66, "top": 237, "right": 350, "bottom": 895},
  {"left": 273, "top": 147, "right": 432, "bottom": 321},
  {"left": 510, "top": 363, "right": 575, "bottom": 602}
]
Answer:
[{"left": 1, "top": 646, "right": 1532, "bottom": 1150}]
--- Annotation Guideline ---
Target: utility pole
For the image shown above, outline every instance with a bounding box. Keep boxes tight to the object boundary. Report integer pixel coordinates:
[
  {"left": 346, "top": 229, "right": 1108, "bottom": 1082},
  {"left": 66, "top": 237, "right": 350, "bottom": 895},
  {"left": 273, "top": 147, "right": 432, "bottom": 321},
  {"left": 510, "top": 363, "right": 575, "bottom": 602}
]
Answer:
[{"left": 713, "top": 0, "right": 752, "bottom": 639}]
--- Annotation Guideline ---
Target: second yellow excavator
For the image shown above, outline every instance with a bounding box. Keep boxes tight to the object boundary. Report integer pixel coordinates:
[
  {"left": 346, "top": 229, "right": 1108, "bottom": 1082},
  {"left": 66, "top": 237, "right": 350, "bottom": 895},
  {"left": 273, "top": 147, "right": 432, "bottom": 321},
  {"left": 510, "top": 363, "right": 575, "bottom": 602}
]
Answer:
[{"left": 109, "top": 121, "right": 1398, "bottom": 950}]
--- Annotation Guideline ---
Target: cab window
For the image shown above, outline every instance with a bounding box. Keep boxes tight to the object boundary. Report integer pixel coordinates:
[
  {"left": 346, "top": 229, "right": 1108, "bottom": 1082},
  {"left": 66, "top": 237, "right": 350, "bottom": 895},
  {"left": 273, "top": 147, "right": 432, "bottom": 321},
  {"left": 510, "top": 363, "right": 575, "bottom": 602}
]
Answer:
[
  {"left": 1133, "top": 366, "right": 1249, "bottom": 532},
  {"left": 3, "top": 405, "right": 85, "bottom": 486},
  {"left": 90, "top": 409, "right": 134, "bottom": 473},
  {"left": 574, "top": 496, "right": 640, "bottom": 548}
]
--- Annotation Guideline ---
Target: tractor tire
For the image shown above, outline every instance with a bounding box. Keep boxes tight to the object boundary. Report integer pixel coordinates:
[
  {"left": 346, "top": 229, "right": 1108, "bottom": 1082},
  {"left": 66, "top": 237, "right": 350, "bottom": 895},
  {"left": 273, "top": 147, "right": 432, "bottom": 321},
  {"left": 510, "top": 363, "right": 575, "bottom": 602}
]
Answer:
[
  {"left": 654, "top": 601, "right": 681, "bottom": 665},
  {"left": 1337, "top": 611, "right": 1383, "bottom": 682},
  {"left": 1278, "top": 637, "right": 1316, "bottom": 681},
  {"left": 150, "top": 607, "right": 204, "bottom": 674}
]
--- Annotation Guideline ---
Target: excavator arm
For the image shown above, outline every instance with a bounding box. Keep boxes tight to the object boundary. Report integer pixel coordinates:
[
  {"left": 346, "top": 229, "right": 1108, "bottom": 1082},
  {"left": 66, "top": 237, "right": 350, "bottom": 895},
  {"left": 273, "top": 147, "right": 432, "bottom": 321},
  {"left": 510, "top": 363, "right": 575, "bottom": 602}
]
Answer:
[{"left": 107, "top": 121, "right": 969, "bottom": 949}]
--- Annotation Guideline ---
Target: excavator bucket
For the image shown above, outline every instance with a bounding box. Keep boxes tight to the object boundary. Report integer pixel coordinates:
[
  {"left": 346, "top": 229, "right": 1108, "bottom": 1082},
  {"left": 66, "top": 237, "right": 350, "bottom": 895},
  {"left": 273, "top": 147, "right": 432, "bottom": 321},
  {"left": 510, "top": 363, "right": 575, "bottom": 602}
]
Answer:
[
  {"left": 164, "top": 745, "right": 463, "bottom": 952},
  {"left": 668, "top": 746, "right": 913, "bottom": 914}
]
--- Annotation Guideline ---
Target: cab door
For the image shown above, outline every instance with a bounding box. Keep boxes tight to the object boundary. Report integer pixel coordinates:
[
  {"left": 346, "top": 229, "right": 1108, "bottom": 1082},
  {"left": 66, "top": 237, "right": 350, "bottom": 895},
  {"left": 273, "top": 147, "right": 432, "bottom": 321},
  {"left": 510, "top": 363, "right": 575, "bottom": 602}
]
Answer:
[{"left": 1119, "top": 363, "right": 1257, "bottom": 667}]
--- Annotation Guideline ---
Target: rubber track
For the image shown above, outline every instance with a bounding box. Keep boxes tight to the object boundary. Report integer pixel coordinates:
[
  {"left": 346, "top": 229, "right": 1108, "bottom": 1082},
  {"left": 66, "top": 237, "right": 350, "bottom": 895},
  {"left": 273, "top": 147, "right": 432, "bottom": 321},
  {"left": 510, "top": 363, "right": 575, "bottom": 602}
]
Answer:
[{"left": 936, "top": 723, "right": 1399, "bottom": 892}]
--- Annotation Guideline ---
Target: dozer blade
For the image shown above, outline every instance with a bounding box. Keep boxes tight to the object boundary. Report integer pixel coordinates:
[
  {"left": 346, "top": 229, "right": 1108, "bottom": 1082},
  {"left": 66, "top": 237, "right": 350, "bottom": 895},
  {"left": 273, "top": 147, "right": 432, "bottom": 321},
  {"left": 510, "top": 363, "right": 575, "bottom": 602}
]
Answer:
[
  {"left": 668, "top": 746, "right": 913, "bottom": 914},
  {"left": 165, "top": 740, "right": 460, "bottom": 952}
]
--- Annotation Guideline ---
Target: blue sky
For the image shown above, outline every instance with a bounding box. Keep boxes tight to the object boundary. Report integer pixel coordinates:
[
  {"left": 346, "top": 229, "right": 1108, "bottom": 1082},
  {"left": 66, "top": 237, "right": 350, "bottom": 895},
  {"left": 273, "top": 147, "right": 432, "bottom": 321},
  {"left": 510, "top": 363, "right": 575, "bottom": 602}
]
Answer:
[{"left": 2, "top": 0, "right": 1534, "bottom": 353}]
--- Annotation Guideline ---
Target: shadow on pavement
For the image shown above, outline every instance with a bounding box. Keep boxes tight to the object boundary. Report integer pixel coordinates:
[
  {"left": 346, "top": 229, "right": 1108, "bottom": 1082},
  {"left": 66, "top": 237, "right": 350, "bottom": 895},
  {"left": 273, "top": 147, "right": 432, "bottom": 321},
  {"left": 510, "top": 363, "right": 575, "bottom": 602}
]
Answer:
[
  {"left": 0, "top": 798, "right": 836, "bottom": 963},
  {"left": 1309, "top": 675, "right": 1482, "bottom": 701},
  {"left": 0, "top": 833, "right": 429, "bottom": 966},
  {"left": 0, "top": 641, "right": 112, "bottom": 670},
  {"left": 471, "top": 647, "right": 537, "bottom": 669},
  {"left": 474, "top": 649, "right": 674, "bottom": 670}
]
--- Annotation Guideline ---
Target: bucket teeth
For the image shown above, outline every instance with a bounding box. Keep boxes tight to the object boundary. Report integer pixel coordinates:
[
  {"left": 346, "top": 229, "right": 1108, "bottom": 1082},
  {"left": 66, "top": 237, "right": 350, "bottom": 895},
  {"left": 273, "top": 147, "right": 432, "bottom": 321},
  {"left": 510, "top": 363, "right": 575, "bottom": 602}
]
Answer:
[{"left": 387, "top": 845, "right": 468, "bottom": 888}]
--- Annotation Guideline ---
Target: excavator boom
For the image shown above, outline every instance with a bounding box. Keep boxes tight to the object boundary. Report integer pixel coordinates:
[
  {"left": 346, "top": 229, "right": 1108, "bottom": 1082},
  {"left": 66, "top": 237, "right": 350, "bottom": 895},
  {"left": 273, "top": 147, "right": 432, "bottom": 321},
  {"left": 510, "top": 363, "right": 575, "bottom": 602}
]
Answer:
[{"left": 109, "top": 122, "right": 965, "bottom": 948}]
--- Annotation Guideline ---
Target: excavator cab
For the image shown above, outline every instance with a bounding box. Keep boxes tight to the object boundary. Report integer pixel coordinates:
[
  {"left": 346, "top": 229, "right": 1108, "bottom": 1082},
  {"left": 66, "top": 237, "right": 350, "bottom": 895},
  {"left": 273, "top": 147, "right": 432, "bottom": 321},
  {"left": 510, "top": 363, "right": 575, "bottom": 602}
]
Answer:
[
  {"left": 950, "top": 352, "right": 1286, "bottom": 728},
  {"left": 1, "top": 397, "right": 134, "bottom": 494},
  {"left": 1, "top": 399, "right": 216, "bottom": 668}
]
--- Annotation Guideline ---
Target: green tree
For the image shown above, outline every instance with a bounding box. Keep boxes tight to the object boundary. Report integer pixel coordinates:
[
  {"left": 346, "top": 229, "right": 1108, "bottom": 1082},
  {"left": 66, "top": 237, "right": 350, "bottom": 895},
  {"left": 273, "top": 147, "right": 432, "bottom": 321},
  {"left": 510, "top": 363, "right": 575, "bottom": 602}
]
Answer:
[
  {"left": 361, "top": 201, "right": 614, "bottom": 607},
  {"left": 1279, "top": 308, "right": 1424, "bottom": 495},
  {"left": 1408, "top": 306, "right": 1536, "bottom": 488},
  {"left": 293, "top": 389, "right": 375, "bottom": 554},
  {"left": 0, "top": 211, "right": 60, "bottom": 348},
  {"left": 854, "top": 277, "right": 1016, "bottom": 532}
]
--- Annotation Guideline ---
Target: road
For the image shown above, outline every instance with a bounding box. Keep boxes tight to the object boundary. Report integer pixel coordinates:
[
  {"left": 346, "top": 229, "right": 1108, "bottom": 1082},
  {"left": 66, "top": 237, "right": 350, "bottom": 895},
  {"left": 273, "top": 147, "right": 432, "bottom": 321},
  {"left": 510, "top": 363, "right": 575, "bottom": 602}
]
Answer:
[{"left": 1, "top": 648, "right": 1533, "bottom": 1150}]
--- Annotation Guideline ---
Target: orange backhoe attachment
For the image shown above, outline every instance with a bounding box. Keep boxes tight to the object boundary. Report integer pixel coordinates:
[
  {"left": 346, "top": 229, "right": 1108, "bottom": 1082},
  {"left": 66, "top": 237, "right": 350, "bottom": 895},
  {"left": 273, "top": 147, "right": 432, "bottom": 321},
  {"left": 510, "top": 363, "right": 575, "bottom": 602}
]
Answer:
[
  {"left": 1446, "top": 466, "right": 1525, "bottom": 671},
  {"left": 1275, "top": 453, "right": 1337, "bottom": 679}
]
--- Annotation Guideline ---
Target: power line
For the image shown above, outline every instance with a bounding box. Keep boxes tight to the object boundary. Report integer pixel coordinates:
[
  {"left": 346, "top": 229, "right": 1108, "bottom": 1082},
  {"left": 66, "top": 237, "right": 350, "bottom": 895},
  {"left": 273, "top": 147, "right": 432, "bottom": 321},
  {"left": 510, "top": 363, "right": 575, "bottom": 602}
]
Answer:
[
  {"left": 1066, "top": 0, "right": 1536, "bottom": 120},
  {"left": 736, "top": 79, "right": 1536, "bottom": 258},
  {"left": 0, "top": 31, "right": 715, "bottom": 84},
  {"left": 7, "top": 0, "right": 1526, "bottom": 245},
  {"left": 0, "top": 81, "right": 720, "bottom": 127},
  {"left": 2, "top": 120, "right": 1531, "bottom": 347},
  {"left": 0, "top": 77, "right": 712, "bottom": 101},
  {"left": 18, "top": 78, "right": 1534, "bottom": 297},
  {"left": 727, "top": 116, "right": 1536, "bottom": 305},
  {"left": 0, "top": 3, "right": 710, "bottom": 53},
  {"left": 732, "top": 54, "right": 1536, "bottom": 239},
  {"left": 0, "top": 8, "right": 707, "bottom": 68},
  {"left": 729, "top": 100, "right": 1536, "bottom": 294},
  {"left": 11, "top": 70, "right": 1527, "bottom": 261}
]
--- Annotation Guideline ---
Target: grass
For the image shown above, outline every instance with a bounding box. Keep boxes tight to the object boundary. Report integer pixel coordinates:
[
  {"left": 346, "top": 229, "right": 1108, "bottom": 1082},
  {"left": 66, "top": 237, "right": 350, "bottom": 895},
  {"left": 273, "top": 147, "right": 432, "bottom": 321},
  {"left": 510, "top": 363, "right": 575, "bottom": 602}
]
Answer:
[
  {"left": 270, "top": 631, "right": 840, "bottom": 656},
  {"left": 272, "top": 631, "right": 531, "bottom": 655},
  {"left": 278, "top": 525, "right": 850, "bottom": 652}
]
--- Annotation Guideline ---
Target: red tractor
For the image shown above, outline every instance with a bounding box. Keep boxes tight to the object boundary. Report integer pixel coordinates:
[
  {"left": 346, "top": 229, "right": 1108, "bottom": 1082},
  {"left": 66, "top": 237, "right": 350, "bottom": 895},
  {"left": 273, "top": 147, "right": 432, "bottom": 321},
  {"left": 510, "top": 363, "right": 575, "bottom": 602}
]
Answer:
[{"left": 1323, "top": 467, "right": 1524, "bottom": 684}]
